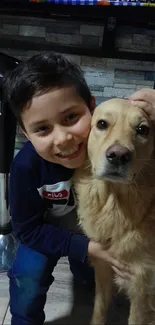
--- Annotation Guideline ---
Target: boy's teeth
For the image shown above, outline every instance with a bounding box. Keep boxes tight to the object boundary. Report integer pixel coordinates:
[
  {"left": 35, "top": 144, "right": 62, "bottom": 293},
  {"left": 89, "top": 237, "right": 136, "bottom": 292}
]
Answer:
[{"left": 59, "top": 145, "right": 79, "bottom": 157}]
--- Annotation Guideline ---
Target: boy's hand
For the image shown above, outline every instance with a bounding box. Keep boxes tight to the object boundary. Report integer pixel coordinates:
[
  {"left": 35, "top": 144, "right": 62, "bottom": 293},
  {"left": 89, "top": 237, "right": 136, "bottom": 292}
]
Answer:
[
  {"left": 88, "top": 240, "right": 133, "bottom": 280},
  {"left": 129, "top": 88, "right": 155, "bottom": 123}
]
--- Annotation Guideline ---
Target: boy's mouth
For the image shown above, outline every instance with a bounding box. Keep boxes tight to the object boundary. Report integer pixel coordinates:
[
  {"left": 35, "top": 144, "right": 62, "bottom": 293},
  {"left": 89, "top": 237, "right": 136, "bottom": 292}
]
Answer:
[{"left": 56, "top": 143, "right": 84, "bottom": 160}]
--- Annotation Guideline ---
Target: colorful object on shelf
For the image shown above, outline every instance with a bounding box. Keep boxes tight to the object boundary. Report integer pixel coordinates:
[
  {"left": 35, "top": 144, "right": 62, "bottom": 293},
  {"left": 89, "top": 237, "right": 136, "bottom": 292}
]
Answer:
[{"left": 29, "top": 0, "right": 155, "bottom": 6}]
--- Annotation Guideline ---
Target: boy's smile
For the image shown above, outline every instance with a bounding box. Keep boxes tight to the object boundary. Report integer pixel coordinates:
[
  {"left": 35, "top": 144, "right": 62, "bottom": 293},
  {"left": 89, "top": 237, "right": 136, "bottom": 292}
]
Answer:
[
  {"left": 56, "top": 142, "right": 84, "bottom": 159},
  {"left": 22, "top": 86, "right": 94, "bottom": 168}
]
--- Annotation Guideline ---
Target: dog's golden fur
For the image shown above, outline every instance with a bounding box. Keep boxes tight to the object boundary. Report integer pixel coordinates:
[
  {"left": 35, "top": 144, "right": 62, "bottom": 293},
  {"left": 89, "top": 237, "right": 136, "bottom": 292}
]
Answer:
[{"left": 74, "top": 98, "right": 155, "bottom": 325}]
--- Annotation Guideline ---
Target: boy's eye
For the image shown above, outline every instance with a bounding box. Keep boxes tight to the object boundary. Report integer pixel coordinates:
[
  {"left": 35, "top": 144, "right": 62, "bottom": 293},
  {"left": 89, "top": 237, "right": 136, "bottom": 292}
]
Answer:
[
  {"left": 66, "top": 113, "right": 78, "bottom": 121},
  {"left": 34, "top": 126, "right": 49, "bottom": 134},
  {"left": 64, "top": 113, "right": 79, "bottom": 124}
]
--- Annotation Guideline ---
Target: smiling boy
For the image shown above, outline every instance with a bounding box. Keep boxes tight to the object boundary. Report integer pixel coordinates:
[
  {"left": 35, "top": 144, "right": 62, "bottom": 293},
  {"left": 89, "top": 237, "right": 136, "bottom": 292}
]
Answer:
[{"left": 3, "top": 52, "right": 130, "bottom": 325}]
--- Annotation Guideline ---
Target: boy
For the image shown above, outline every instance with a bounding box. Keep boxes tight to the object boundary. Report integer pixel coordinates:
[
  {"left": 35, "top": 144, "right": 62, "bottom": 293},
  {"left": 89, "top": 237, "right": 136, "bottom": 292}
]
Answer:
[{"left": 4, "top": 52, "right": 130, "bottom": 325}]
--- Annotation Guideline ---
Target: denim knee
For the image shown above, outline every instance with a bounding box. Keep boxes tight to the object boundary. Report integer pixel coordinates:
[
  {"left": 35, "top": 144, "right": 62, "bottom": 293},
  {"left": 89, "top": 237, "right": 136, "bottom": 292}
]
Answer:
[{"left": 8, "top": 243, "right": 58, "bottom": 325}]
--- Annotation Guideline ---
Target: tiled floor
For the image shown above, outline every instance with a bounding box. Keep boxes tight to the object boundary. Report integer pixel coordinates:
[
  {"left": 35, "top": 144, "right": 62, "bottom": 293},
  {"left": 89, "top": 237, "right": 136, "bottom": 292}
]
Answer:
[
  {"left": 0, "top": 273, "right": 9, "bottom": 325},
  {"left": 0, "top": 257, "right": 129, "bottom": 325}
]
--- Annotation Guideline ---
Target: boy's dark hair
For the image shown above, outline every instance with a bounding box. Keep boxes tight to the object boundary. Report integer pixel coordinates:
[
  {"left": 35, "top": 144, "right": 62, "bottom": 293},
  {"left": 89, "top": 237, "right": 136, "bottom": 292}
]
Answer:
[{"left": 3, "top": 52, "right": 92, "bottom": 129}]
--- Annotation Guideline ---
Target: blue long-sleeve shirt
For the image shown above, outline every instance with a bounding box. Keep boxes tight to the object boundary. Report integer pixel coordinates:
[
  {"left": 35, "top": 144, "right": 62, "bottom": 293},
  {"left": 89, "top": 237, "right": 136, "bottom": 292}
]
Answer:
[{"left": 9, "top": 141, "right": 89, "bottom": 262}]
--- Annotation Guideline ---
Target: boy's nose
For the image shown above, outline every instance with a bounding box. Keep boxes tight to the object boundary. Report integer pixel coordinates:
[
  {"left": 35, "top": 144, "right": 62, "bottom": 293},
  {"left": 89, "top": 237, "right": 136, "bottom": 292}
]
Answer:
[{"left": 53, "top": 128, "right": 73, "bottom": 146}]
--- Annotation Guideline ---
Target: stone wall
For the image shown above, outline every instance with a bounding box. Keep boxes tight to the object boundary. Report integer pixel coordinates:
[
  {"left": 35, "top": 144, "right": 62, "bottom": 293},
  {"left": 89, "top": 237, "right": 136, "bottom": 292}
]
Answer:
[{"left": 0, "top": 14, "right": 154, "bottom": 153}]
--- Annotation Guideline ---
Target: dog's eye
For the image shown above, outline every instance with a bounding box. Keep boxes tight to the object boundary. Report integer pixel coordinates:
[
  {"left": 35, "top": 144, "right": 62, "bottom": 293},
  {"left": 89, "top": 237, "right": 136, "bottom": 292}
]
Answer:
[
  {"left": 96, "top": 120, "right": 108, "bottom": 130},
  {"left": 136, "top": 125, "right": 150, "bottom": 136}
]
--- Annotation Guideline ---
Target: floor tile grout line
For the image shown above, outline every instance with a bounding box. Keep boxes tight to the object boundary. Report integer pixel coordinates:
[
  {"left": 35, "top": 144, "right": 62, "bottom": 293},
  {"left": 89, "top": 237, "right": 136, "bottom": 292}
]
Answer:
[{"left": 2, "top": 301, "right": 9, "bottom": 325}]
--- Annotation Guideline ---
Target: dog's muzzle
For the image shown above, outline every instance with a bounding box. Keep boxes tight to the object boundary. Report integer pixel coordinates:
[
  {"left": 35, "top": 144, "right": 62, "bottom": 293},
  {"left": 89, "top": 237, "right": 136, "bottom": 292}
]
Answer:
[{"left": 106, "top": 144, "right": 132, "bottom": 167}]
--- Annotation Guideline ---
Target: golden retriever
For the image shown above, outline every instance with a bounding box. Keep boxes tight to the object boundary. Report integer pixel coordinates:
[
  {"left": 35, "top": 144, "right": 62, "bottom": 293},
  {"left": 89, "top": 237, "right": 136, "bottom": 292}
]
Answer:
[{"left": 74, "top": 98, "right": 155, "bottom": 325}]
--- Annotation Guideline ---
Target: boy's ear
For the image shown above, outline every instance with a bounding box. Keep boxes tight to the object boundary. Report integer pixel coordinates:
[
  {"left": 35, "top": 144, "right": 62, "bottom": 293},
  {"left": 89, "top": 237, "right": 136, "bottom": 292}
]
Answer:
[
  {"left": 21, "top": 127, "right": 30, "bottom": 140},
  {"left": 23, "top": 131, "right": 30, "bottom": 140},
  {"left": 90, "top": 96, "right": 96, "bottom": 114}
]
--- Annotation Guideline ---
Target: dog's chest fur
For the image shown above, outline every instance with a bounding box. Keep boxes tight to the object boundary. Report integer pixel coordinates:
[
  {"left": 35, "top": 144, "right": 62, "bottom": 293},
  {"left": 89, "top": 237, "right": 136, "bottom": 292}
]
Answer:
[{"left": 74, "top": 165, "right": 155, "bottom": 264}]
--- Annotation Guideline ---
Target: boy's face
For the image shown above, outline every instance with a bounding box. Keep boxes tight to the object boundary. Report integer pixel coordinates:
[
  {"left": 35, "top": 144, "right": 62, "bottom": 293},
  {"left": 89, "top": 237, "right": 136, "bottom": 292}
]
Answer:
[{"left": 22, "top": 86, "right": 95, "bottom": 169}]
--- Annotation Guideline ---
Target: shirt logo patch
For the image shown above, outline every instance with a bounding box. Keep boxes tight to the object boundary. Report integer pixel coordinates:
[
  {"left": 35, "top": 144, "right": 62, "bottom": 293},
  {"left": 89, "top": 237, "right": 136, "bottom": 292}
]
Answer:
[
  {"left": 37, "top": 180, "right": 76, "bottom": 217},
  {"left": 42, "top": 190, "right": 68, "bottom": 199}
]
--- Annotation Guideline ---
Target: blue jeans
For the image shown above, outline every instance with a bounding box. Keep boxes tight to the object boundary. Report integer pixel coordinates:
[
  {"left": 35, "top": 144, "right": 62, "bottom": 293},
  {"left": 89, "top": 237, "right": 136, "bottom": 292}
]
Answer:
[{"left": 8, "top": 242, "right": 94, "bottom": 325}]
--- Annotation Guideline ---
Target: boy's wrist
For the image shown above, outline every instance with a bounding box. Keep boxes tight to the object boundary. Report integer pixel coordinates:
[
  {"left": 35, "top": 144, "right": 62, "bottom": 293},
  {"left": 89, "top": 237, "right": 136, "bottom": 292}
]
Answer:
[
  {"left": 87, "top": 240, "right": 98, "bottom": 258},
  {"left": 68, "top": 233, "right": 89, "bottom": 263},
  {"left": 87, "top": 240, "right": 108, "bottom": 259}
]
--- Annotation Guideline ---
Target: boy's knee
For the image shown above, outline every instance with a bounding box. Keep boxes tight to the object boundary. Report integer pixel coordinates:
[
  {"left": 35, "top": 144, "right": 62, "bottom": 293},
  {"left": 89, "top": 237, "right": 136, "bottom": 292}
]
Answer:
[
  {"left": 8, "top": 243, "right": 49, "bottom": 277},
  {"left": 8, "top": 242, "right": 58, "bottom": 298},
  {"left": 8, "top": 243, "right": 58, "bottom": 290},
  {"left": 8, "top": 243, "right": 58, "bottom": 322}
]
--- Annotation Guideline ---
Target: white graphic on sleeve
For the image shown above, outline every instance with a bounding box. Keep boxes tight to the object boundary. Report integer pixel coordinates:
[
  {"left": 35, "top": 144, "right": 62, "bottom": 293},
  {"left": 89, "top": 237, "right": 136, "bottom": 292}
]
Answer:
[{"left": 37, "top": 180, "right": 76, "bottom": 217}]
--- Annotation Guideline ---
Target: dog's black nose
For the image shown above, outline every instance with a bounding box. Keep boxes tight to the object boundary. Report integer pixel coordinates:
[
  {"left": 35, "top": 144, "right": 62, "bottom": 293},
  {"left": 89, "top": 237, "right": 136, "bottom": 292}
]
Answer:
[{"left": 106, "top": 144, "right": 132, "bottom": 166}]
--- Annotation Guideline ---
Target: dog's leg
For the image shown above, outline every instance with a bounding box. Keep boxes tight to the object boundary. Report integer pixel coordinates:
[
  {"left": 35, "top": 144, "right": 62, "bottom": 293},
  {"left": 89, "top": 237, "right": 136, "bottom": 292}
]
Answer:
[
  {"left": 91, "top": 262, "right": 113, "bottom": 325},
  {"left": 129, "top": 292, "right": 155, "bottom": 325},
  {"left": 128, "top": 294, "right": 145, "bottom": 325}
]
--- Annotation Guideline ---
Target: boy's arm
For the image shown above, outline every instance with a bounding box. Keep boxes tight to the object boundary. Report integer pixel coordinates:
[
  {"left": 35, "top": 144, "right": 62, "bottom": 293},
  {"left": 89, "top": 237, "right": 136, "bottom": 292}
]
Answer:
[
  {"left": 10, "top": 158, "right": 133, "bottom": 279},
  {"left": 10, "top": 161, "right": 89, "bottom": 262}
]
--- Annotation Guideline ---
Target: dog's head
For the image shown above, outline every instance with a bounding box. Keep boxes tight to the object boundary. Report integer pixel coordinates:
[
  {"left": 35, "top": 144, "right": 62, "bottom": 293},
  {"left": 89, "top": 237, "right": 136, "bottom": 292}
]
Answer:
[{"left": 88, "top": 98, "right": 154, "bottom": 184}]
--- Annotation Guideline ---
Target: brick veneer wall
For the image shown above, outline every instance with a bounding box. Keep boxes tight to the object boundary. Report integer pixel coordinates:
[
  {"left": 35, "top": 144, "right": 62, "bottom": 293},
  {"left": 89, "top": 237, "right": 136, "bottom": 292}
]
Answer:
[{"left": 0, "top": 14, "right": 154, "bottom": 154}]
